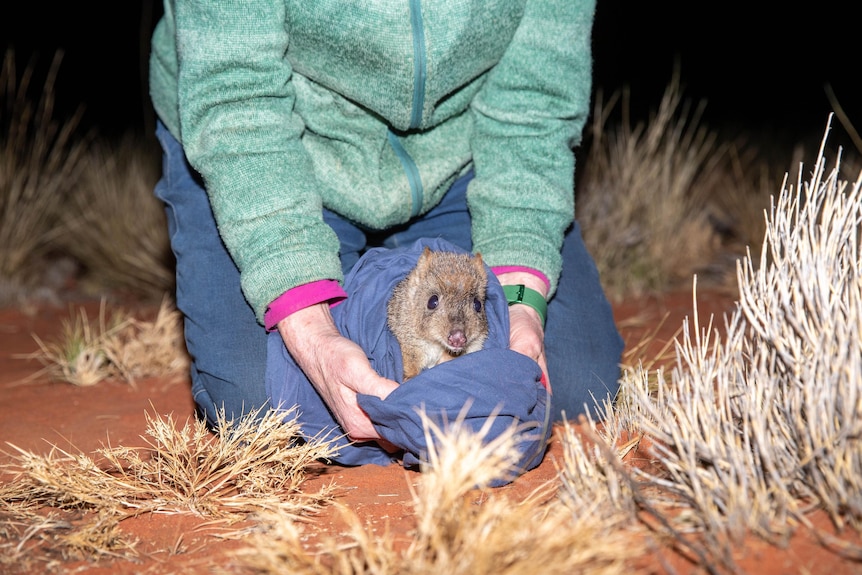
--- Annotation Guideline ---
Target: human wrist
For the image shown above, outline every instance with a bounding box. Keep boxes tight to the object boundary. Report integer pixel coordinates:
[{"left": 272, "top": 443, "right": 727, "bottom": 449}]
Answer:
[
  {"left": 502, "top": 284, "right": 547, "bottom": 327},
  {"left": 276, "top": 302, "right": 342, "bottom": 376},
  {"left": 496, "top": 270, "right": 549, "bottom": 327},
  {"left": 495, "top": 270, "right": 549, "bottom": 298},
  {"left": 265, "top": 279, "right": 347, "bottom": 331},
  {"left": 491, "top": 266, "right": 550, "bottom": 292},
  {"left": 277, "top": 301, "right": 335, "bottom": 338}
]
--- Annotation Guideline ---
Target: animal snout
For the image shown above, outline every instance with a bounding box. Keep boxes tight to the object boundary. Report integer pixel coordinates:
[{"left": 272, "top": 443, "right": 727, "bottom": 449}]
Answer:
[{"left": 447, "top": 329, "right": 467, "bottom": 350}]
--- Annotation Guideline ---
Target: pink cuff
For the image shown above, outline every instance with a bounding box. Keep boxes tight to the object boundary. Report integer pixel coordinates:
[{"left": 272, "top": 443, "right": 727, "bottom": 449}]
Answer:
[
  {"left": 264, "top": 279, "right": 348, "bottom": 331},
  {"left": 490, "top": 266, "right": 551, "bottom": 291}
]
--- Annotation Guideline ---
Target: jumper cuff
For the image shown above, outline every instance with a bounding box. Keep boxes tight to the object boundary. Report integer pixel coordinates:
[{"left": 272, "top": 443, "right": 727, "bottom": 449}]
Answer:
[
  {"left": 490, "top": 266, "right": 551, "bottom": 291},
  {"left": 265, "top": 279, "right": 347, "bottom": 332}
]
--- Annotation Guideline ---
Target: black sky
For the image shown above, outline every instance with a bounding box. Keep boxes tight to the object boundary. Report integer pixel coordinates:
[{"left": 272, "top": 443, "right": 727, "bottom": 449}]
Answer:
[
  {"left": 594, "top": 1, "right": 862, "bottom": 152},
  {"left": 3, "top": 1, "right": 861, "bottom": 153}
]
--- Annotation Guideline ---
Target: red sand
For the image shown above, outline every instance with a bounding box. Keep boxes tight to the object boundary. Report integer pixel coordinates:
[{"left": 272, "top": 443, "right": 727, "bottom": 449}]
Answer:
[{"left": 1, "top": 290, "right": 860, "bottom": 574}]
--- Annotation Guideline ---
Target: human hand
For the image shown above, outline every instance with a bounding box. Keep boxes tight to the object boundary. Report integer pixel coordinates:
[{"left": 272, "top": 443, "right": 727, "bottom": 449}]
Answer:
[
  {"left": 277, "top": 303, "right": 400, "bottom": 445},
  {"left": 496, "top": 272, "right": 550, "bottom": 390}
]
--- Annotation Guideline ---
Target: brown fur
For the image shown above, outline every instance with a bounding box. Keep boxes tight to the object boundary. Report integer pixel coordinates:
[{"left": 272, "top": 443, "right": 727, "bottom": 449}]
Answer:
[{"left": 387, "top": 247, "right": 489, "bottom": 381}]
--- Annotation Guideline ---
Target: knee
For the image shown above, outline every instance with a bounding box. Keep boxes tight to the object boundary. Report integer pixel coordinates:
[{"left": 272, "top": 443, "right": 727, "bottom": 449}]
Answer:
[{"left": 190, "top": 367, "right": 270, "bottom": 429}]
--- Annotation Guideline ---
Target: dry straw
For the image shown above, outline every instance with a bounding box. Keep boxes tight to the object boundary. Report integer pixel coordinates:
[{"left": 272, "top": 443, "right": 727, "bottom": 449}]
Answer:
[
  {"left": 0, "top": 406, "right": 337, "bottom": 566},
  {"left": 62, "top": 135, "right": 174, "bottom": 300},
  {"left": 236, "top": 410, "right": 639, "bottom": 575},
  {"left": 578, "top": 73, "right": 725, "bottom": 298},
  {"left": 0, "top": 50, "right": 88, "bottom": 303},
  {"left": 24, "top": 297, "right": 189, "bottom": 387},
  {"left": 600, "top": 117, "right": 862, "bottom": 561},
  {"left": 0, "top": 47, "right": 173, "bottom": 304}
]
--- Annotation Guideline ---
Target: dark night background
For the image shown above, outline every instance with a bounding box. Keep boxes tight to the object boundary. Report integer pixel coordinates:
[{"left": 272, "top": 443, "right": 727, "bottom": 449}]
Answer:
[{"left": 2, "top": 1, "right": 861, "bottom": 156}]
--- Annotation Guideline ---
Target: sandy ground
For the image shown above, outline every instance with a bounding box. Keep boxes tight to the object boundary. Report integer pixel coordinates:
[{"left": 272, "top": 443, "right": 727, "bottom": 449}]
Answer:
[{"left": 1, "top": 289, "right": 861, "bottom": 574}]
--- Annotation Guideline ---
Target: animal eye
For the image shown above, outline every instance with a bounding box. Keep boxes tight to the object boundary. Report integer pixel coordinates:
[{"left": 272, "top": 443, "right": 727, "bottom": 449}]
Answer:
[
  {"left": 427, "top": 295, "right": 439, "bottom": 310},
  {"left": 473, "top": 297, "right": 482, "bottom": 312}
]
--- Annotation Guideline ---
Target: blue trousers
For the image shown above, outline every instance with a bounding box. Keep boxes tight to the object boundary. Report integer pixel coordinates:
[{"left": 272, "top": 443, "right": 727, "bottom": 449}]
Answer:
[{"left": 154, "top": 122, "right": 623, "bottom": 426}]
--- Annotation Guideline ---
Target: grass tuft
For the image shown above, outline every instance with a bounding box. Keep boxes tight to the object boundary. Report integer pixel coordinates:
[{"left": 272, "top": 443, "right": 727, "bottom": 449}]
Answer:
[
  {"left": 235, "top": 410, "right": 639, "bottom": 575},
  {"left": 0, "top": 49, "right": 88, "bottom": 304},
  {"left": 0, "top": 406, "right": 337, "bottom": 566},
  {"left": 62, "top": 134, "right": 174, "bottom": 301},
  {"left": 601, "top": 117, "right": 862, "bottom": 561},
  {"left": 579, "top": 73, "right": 727, "bottom": 298},
  {"left": 23, "top": 298, "right": 189, "bottom": 386}
]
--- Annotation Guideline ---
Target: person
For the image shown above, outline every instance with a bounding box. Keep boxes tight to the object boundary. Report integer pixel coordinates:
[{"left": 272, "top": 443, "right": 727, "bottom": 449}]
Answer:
[{"left": 148, "top": 0, "right": 624, "bottom": 448}]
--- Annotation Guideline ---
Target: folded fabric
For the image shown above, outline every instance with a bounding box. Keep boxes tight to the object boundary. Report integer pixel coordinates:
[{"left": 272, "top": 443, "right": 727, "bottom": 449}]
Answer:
[{"left": 265, "top": 238, "right": 551, "bottom": 482}]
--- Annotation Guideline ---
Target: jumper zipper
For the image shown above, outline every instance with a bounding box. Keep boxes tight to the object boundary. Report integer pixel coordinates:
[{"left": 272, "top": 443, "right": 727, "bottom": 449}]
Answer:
[
  {"left": 387, "top": 130, "right": 423, "bottom": 218},
  {"left": 387, "top": 0, "right": 426, "bottom": 219},
  {"left": 408, "top": 0, "right": 426, "bottom": 130}
]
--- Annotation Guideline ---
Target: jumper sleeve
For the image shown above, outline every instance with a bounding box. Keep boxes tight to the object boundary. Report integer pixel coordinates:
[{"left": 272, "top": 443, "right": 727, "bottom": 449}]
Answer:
[
  {"left": 174, "top": 0, "right": 343, "bottom": 324},
  {"left": 468, "top": 0, "right": 594, "bottom": 297},
  {"left": 264, "top": 280, "right": 348, "bottom": 332}
]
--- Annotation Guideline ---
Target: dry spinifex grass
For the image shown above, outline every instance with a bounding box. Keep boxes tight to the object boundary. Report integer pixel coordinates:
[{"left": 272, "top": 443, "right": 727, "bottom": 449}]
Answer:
[
  {"left": 24, "top": 297, "right": 189, "bottom": 387},
  {"left": 236, "top": 412, "right": 640, "bottom": 575},
  {"left": 601, "top": 118, "right": 862, "bottom": 564},
  {"left": 0, "top": 49, "right": 88, "bottom": 304},
  {"left": 0, "top": 406, "right": 338, "bottom": 567},
  {"left": 578, "top": 68, "right": 797, "bottom": 300},
  {"left": 578, "top": 73, "right": 726, "bottom": 299},
  {"left": 62, "top": 134, "right": 174, "bottom": 301}
]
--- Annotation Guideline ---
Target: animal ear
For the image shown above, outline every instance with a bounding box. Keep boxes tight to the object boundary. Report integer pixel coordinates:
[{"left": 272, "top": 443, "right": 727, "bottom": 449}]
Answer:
[
  {"left": 473, "top": 252, "right": 485, "bottom": 273},
  {"left": 415, "top": 246, "right": 433, "bottom": 271}
]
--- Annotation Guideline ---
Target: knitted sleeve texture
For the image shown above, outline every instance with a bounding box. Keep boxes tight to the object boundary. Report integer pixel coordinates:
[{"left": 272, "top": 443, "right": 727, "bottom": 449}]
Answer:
[
  {"left": 175, "top": 0, "right": 343, "bottom": 323},
  {"left": 468, "top": 0, "right": 595, "bottom": 297}
]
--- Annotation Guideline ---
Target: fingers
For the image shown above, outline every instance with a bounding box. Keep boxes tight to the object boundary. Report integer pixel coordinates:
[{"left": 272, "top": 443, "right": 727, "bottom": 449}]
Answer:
[
  {"left": 277, "top": 304, "right": 398, "bottom": 443},
  {"left": 303, "top": 336, "right": 396, "bottom": 441},
  {"left": 507, "top": 304, "right": 550, "bottom": 390},
  {"left": 536, "top": 349, "right": 550, "bottom": 391},
  {"left": 322, "top": 342, "right": 398, "bottom": 440}
]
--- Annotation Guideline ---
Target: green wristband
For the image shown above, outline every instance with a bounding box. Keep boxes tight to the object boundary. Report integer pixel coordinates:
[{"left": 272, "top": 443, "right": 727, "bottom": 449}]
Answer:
[{"left": 502, "top": 284, "right": 547, "bottom": 327}]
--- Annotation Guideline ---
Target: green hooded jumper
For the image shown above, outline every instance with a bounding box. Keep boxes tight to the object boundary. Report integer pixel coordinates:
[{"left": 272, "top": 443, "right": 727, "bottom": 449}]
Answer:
[{"left": 149, "top": 0, "right": 595, "bottom": 324}]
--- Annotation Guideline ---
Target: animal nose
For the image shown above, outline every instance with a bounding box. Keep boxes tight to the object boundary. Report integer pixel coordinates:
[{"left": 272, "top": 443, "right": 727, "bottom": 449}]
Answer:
[{"left": 448, "top": 329, "right": 467, "bottom": 350}]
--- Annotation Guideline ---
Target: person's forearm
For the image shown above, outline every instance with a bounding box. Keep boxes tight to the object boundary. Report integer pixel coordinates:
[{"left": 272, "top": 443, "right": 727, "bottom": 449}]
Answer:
[
  {"left": 276, "top": 303, "right": 341, "bottom": 384},
  {"left": 469, "top": 0, "right": 594, "bottom": 296},
  {"left": 175, "top": 1, "right": 344, "bottom": 323},
  {"left": 265, "top": 280, "right": 347, "bottom": 331},
  {"left": 495, "top": 270, "right": 549, "bottom": 297}
]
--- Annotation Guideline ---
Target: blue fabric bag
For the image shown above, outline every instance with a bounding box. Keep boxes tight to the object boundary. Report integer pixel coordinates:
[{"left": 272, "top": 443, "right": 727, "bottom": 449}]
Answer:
[{"left": 265, "top": 238, "right": 551, "bottom": 482}]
